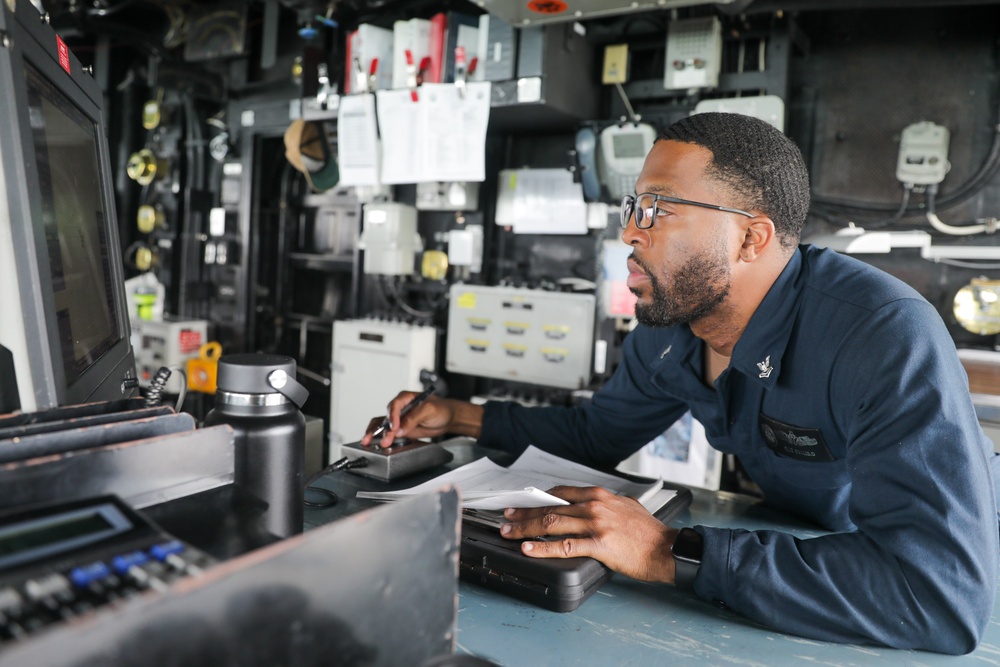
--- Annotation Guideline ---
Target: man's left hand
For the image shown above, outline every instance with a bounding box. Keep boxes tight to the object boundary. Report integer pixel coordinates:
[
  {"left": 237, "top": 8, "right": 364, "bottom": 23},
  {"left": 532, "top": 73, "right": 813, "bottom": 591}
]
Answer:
[{"left": 500, "top": 485, "right": 679, "bottom": 583}]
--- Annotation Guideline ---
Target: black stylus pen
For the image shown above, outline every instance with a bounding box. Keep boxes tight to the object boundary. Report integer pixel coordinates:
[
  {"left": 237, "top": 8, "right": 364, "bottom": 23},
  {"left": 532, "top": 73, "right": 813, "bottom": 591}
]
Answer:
[{"left": 370, "top": 386, "right": 436, "bottom": 438}]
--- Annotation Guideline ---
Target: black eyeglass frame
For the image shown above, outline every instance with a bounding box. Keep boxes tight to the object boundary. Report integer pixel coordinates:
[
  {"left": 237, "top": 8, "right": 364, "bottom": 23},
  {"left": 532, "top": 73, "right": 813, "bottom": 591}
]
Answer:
[{"left": 620, "top": 193, "right": 755, "bottom": 229}]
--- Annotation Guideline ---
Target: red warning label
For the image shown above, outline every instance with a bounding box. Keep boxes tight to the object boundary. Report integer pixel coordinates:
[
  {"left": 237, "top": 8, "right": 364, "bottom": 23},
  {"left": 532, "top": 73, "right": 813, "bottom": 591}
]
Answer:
[
  {"left": 178, "top": 329, "right": 202, "bottom": 354},
  {"left": 56, "top": 35, "right": 70, "bottom": 74},
  {"left": 527, "top": 0, "right": 568, "bottom": 15}
]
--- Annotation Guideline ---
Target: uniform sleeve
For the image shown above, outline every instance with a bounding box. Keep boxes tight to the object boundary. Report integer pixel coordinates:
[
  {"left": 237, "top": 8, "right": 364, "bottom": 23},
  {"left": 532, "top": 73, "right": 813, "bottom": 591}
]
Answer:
[
  {"left": 479, "top": 326, "right": 689, "bottom": 468},
  {"left": 692, "top": 299, "right": 999, "bottom": 654}
]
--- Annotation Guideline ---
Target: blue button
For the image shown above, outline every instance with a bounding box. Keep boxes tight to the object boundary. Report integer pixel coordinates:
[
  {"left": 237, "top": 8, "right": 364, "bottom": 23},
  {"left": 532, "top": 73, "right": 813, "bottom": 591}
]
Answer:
[
  {"left": 112, "top": 551, "right": 148, "bottom": 574},
  {"left": 149, "top": 540, "right": 185, "bottom": 561},
  {"left": 69, "top": 562, "right": 110, "bottom": 587}
]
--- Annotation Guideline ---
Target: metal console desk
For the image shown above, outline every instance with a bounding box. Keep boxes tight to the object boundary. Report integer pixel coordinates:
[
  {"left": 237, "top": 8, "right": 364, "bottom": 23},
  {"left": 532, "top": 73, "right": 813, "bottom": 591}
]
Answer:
[{"left": 304, "top": 438, "right": 1000, "bottom": 666}]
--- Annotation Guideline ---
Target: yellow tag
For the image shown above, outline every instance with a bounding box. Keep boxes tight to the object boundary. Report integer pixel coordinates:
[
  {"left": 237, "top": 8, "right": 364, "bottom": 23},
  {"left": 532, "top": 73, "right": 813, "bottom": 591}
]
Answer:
[
  {"left": 543, "top": 324, "right": 570, "bottom": 339},
  {"left": 466, "top": 339, "right": 489, "bottom": 351},
  {"left": 421, "top": 250, "right": 449, "bottom": 280},
  {"left": 456, "top": 292, "right": 477, "bottom": 309}
]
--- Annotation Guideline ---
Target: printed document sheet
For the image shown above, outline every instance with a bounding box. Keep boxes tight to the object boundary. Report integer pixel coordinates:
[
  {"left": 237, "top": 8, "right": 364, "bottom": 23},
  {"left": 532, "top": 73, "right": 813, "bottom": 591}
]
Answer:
[
  {"left": 337, "top": 93, "right": 381, "bottom": 186},
  {"left": 357, "top": 445, "right": 668, "bottom": 511},
  {"left": 376, "top": 82, "right": 491, "bottom": 184}
]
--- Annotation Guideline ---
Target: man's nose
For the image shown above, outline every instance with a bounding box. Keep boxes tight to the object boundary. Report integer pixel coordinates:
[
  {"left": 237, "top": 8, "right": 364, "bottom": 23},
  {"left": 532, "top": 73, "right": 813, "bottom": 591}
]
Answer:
[{"left": 621, "top": 218, "right": 647, "bottom": 247}]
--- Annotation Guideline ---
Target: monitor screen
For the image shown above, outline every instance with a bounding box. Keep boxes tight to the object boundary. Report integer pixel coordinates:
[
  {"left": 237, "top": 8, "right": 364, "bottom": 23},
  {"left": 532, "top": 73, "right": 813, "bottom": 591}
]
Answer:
[
  {"left": 612, "top": 132, "right": 647, "bottom": 159},
  {"left": 0, "top": 0, "right": 136, "bottom": 413},
  {"left": 24, "top": 62, "right": 121, "bottom": 387}
]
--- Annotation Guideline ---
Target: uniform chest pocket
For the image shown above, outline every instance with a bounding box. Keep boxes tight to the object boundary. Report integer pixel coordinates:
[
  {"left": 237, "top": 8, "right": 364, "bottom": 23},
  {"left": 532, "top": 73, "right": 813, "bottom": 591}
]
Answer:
[
  {"left": 758, "top": 412, "right": 848, "bottom": 489},
  {"left": 764, "top": 453, "right": 849, "bottom": 489}
]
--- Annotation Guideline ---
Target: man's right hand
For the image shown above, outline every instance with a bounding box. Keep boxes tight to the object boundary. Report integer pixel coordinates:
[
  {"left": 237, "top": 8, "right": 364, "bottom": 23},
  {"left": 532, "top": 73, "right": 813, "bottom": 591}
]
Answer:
[{"left": 360, "top": 394, "right": 483, "bottom": 448}]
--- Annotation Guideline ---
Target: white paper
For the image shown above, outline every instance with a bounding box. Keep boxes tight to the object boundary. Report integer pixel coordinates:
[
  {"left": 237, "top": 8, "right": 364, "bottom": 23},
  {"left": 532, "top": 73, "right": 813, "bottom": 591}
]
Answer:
[
  {"left": 337, "top": 93, "right": 381, "bottom": 186},
  {"left": 356, "top": 445, "right": 668, "bottom": 510},
  {"left": 376, "top": 82, "right": 491, "bottom": 184},
  {"left": 373, "top": 89, "right": 420, "bottom": 184}
]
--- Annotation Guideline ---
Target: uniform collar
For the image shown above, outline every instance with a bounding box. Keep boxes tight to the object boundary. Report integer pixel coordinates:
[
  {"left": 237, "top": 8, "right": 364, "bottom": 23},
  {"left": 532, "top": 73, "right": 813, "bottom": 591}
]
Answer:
[{"left": 729, "top": 247, "right": 805, "bottom": 388}]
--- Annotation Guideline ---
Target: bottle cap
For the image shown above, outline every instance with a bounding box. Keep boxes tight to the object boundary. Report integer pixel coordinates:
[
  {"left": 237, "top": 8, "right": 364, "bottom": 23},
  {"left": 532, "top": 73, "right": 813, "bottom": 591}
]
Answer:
[{"left": 216, "top": 354, "right": 309, "bottom": 407}]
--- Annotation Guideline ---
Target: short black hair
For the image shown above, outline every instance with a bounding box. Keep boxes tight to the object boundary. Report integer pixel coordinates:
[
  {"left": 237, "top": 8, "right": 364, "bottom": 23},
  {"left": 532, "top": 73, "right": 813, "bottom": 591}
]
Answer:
[{"left": 658, "top": 112, "right": 810, "bottom": 249}]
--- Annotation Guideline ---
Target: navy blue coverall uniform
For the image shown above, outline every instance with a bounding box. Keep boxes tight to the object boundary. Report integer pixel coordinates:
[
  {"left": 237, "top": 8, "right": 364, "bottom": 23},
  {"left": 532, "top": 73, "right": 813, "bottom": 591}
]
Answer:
[{"left": 479, "top": 244, "right": 1000, "bottom": 654}]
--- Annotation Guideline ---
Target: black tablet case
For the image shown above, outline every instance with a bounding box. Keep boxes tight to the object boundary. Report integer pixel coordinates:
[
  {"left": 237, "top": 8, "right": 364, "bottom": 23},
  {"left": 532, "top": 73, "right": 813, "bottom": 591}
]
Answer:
[{"left": 458, "top": 484, "right": 693, "bottom": 612}]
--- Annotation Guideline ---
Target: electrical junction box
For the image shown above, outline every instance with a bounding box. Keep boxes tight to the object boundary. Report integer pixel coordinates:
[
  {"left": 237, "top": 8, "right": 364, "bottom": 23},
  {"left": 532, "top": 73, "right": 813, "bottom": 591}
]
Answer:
[
  {"left": 359, "top": 202, "right": 422, "bottom": 275},
  {"left": 663, "top": 16, "right": 723, "bottom": 90},
  {"left": 130, "top": 318, "right": 209, "bottom": 394},
  {"left": 448, "top": 225, "right": 484, "bottom": 274},
  {"left": 446, "top": 285, "right": 596, "bottom": 390},
  {"left": 480, "top": 14, "right": 517, "bottom": 81},
  {"left": 487, "top": 22, "right": 599, "bottom": 131},
  {"left": 602, "top": 44, "right": 630, "bottom": 85},
  {"left": 329, "top": 319, "right": 437, "bottom": 461},
  {"left": 896, "top": 121, "right": 950, "bottom": 185}
]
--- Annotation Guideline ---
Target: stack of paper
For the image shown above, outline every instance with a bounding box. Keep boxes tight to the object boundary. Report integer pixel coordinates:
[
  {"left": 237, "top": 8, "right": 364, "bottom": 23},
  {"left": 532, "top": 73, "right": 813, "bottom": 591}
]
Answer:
[{"left": 357, "top": 445, "right": 671, "bottom": 512}]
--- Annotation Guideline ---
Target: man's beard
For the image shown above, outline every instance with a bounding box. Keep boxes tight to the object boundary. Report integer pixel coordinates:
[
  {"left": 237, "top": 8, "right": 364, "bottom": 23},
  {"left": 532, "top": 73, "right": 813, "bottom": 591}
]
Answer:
[{"left": 631, "top": 251, "right": 731, "bottom": 328}]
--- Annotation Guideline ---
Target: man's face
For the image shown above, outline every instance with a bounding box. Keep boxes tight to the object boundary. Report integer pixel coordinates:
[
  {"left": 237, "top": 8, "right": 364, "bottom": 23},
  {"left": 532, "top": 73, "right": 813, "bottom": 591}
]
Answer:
[{"left": 623, "top": 141, "right": 744, "bottom": 328}]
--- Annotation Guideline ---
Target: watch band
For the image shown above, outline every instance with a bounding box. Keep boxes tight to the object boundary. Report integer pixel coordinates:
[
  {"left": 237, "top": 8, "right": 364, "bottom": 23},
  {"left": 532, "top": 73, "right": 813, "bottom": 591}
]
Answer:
[{"left": 671, "top": 527, "right": 703, "bottom": 591}]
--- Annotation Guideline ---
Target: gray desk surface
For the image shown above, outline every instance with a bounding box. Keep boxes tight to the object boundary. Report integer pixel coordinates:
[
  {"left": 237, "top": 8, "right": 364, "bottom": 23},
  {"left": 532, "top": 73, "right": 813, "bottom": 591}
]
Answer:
[{"left": 305, "top": 440, "right": 1000, "bottom": 666}]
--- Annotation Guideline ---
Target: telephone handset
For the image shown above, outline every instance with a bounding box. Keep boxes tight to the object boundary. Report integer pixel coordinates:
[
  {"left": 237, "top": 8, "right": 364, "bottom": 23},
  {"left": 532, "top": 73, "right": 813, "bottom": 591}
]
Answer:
[
  {"left": 574, "top": 126, "right": 601, "bottom": 202},
  {"left": 597, "top": 122, "right": 656, "bottom": 202}
]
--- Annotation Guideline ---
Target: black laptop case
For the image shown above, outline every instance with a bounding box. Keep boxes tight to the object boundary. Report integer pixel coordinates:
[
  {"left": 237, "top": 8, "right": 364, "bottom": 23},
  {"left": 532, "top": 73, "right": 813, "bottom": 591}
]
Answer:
[{"left": 458, "top": 483, "right": 693, "bottom": 612}]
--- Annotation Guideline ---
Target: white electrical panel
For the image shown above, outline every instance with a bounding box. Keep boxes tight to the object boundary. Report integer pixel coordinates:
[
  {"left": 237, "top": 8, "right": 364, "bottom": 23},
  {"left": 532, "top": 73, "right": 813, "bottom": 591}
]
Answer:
[
  {"left": 329, "top": 319, "right": 437, "bottom": 461},
  {"left": 130, "top": 318, "right": 209, "bottom": 394},
  {"left": 358, "top": 202, "right": 422, "bottom": 275},
  {"left": 447, "top": 225, "right": 484, "bottom": 274},
  {"left": 663, "top": 17, "right": 723, "bottom": 90},
  {"left": 445, "top": 285, "right": 596, "bottom": 390},
  {"left": 896, "top": 121, "right": 950, "bottom": 185}
]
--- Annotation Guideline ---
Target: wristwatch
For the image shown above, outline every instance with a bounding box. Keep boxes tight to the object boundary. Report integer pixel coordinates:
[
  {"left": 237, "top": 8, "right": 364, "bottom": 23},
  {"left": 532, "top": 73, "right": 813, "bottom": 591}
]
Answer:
[{"left": 671, "top": 527, "right": 703, "bottom": 591}]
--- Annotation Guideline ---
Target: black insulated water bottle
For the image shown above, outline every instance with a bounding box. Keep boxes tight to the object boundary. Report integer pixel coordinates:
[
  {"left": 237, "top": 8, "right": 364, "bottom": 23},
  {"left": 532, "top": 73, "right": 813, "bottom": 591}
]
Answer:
[{"left": 204, "top": 353, "right": 309, "bottom": 538}]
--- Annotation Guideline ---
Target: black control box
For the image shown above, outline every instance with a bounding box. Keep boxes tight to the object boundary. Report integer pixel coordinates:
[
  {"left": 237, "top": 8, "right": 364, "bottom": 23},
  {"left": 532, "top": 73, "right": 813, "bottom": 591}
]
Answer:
[{"left": 0, "top": 495, "right": 216, "bottom": 644}]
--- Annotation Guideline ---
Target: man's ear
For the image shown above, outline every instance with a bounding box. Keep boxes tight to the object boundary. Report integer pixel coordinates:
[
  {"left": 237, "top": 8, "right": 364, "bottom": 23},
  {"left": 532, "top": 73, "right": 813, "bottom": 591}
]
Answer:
[{"left": 739, "top": 216, "right": 777, "bottom": 262}]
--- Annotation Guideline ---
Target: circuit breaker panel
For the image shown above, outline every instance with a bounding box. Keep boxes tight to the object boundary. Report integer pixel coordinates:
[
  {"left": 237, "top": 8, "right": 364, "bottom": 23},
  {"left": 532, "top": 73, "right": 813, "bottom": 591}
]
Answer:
[{"left": 445, "top": 286, "right": 596, "bottom": 390}]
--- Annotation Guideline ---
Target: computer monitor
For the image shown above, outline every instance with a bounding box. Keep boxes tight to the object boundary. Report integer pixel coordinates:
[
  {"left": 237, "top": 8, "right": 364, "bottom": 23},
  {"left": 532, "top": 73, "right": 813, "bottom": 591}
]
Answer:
[{"left": 0, "top": 1, "right": 137, "bottom": 413}]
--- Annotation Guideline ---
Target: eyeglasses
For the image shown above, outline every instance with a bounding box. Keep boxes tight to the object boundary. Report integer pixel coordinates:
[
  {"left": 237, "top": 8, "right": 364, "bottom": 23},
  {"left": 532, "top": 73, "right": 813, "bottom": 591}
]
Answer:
[{"left": 620, "top": 193, "right": 755, "bottom": 230}]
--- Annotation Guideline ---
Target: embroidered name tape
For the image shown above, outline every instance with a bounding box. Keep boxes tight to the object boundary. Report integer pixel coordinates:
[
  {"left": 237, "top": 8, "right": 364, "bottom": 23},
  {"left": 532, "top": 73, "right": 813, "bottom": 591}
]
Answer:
[{"left": 759, "top": 413, "right": 834, "bottom": 462}]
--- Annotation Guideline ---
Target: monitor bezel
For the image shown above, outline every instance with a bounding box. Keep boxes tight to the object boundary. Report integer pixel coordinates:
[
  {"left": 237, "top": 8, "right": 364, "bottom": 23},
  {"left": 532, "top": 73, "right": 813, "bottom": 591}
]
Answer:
[{"left": 0, "top": 1, "right": 136, "bottom": 410}]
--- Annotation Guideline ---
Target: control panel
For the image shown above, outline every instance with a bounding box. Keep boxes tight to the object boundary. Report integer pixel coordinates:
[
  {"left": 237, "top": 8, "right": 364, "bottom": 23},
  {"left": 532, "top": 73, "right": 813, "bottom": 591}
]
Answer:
[
  {"left": 0, "top": 495, "right": 215, "bottom": 645},
  {"left": 130, "top": 317, "right": 209, "bottom": 393},
  {"left": 446, "top": 285, "right": 596, "bottom": 390}
]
